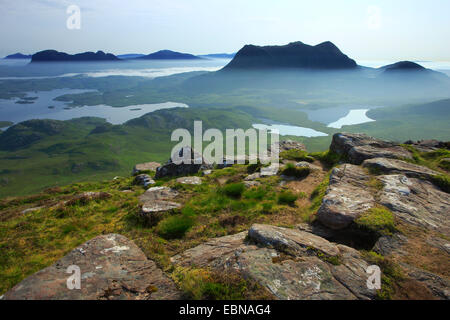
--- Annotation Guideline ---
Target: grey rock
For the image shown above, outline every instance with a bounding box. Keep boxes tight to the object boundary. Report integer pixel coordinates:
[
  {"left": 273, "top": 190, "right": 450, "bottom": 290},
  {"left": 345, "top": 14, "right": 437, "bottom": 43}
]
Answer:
[
  {"left": 401, "top": 263, "right": 450, "bottom": 300},
  {"left": 133, "top": 174, "right": 155, "bottom": 187},
  {"left": 176, "top": 176, "right": 202, "bottom": 185},
  {"left": 426, "top": 237, "right": 450, "bottom": 255},
  {"left": 3, "top": 234, "right": 181, "bottom": 300},
  {"left": 138, "top": 187, "right": 179, "bottom": 203},
  {"left": 362, "top": 157, "right": 440, "bottom": 180},
  {"left": 260, "top": 164, "right": 279, "bottom": 177},
  {"left": 377, "top": 174, "right": 450, "bottom": 233},
  {"left": 317, "top": 164, "right": 375, "bottom": 229},
  {"left": 244, "top": 181, "right": 261, "bottom": 188},
  {"left": 133, "top": 162, "right": 161, "bottom": 174},
  {"left": 202, "top": 170, "right": 212, "bottom": 176},
  {"left": 155, "top": 146, "right": 212, "bottom": 179},
  {"left": 140, "top": 200, "right": 181, "bottom": 225},
  {"left": 373, "top": 234, "right": 408, "bottom": 256},
  {"left": 248, "top": 224, "right": 340, "bottom": 257},
  {"left": 245, "top": 172, "right": 261, "bottom": 181},
  {"left": 330, "top": 133, "right": 412, "bottom": 165},
  {"left": 296, "top": 161, "right": 321, "bottom": 170}
]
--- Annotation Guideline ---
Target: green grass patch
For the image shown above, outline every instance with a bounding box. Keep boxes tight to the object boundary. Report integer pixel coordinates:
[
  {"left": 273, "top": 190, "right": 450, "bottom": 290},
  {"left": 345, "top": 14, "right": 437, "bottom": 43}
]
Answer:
[
  {"left": 281, "top": 163, "right": 311, "bottom": 178},
  {"left": 309, "top": 173, "right": 330, "bottom": 212},
  {"left": 280, "top": 149, "right": 314, "bottom": 163},
  {"left": 277, "top": 191, "right": 298, "bottom": 206},
  {"left": 355, "top": 207, "right": 397, "bottom": 236},
  {"left": 429, "top": 174, "right": 450, "bottom": 193},
  {"left": 157, "top": 208, "right": 196, "bottom": 239},
  {"left": 221, "top": 183, "right": 245, "bottom": 198},
  {"left": 309, "top": 150, "right": 343, "bottom": 167}
]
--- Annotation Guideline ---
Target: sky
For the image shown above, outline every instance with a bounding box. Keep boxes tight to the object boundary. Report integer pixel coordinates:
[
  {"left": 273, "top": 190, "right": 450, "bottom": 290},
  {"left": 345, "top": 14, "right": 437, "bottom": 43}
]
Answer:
[{"left": 0, "top": 0, "right": 449, "bottom": 61}]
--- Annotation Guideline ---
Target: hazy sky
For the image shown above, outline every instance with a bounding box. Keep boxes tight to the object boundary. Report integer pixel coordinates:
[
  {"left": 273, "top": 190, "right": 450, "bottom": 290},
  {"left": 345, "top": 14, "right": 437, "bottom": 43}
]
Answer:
[{"left": 1, "top": 0, "right": 449, "bottom": 61}]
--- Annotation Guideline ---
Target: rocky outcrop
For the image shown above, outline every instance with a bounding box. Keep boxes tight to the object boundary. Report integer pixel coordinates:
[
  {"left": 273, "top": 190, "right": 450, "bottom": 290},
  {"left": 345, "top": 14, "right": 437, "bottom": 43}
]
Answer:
[
  {"left": 171, "top": 224, "right": 377, "bottom": 300},
  {"left": 275, "top": 140, "right": 307, "bottom": 152},
  {"left": 377, "top": 174, "right": 450, "bottom": 233},
  {"left": 330, "top": 133, "right": 412, "bottom": 164},
  {"left": 176, "top": 176, "right": 202, "bottom": 185},
  {"left": 138, "top": 187, "right": 179, "bottom": 203},
  {"left": 155, "top": 147, "right": 212, "bottom": 179},
  {"left": 404, "top": 139, "right": 449, "bottom": 153},
  {"left": 317, "top": 164, "right": 375, "bottom": 229},
  {"left": 3, "top": 234, "right": 181, "bottom": 300},
  {"left": 133, "top": 162, "right": 161, "bottom": 174},
  {"left": 362, "top": 158, "right": 440, "bottom": 180},
  {"left": 133, "top": 174, "right": 155, "bottom": 187},
  {"left": 138, "top": 187, "right": 181, "bottom": 225}
]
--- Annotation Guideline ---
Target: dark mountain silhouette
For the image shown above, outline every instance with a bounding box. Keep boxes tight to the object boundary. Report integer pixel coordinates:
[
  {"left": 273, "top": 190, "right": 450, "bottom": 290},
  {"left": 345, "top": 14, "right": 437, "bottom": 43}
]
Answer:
[
  {"left": 199, "top": 53, "right": 236, "bottom": 59},
  {"left": 222, "top": 41, "right": 357, "bottom": 70},
  {"left": 31, "top": 50, "right": 120, "bottom": 62},
  {"left": 4, "top": 53, "right": 32, "bottom": 59},
  {"left": 137, "top": 50, "right": 202, "bottom": 60},
  {"left": 380, "top": 61, "right": 426, "bottom": 72}
]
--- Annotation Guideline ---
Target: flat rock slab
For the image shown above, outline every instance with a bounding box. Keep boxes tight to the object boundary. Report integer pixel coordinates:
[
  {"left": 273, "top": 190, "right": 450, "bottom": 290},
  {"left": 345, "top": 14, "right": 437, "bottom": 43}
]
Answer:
[
  {"left": 170, "top": 232, "right": 247, "bottom": 268},
  {"left": 133, "top": 162, "right": 161, "bottom": 174},
  {"left": 245, "top": 173, "right": 261, "bottom": 181},
  {"left": 171, "top": 224, "right": 376, "bottom": 300},
  {"left": 261, "top": 164, "right": 279, "bottom": 176},
  {"left": 330, "top": 133, "right": 412, "bottom": 165},
  {"left": 3, "top": 234, "right": 181, "bottom": 300},
  {"left": 138, "top": 187, "right": 179, "bottom": 203},
  {"left": 248, "top": 224, "right": 340, "bottom": 257},
  {"left": 377, "top": 174, "right": 450, "bottom": 233},
  {"left": 176, "top": 176, "right": 202, "bottom": 185},
  {"left": 362, "top": 157, "right": 440, "bottom": 180},
  {"left": 317, "top": 164, "right": 375, "bottom": 230},
  {"left": 296, "top": 161, "right": 322, "bottom": 170}
]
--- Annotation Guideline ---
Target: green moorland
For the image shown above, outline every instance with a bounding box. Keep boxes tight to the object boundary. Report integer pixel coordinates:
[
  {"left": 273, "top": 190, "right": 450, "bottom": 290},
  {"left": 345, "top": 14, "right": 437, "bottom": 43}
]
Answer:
[
  {"left": 0, "top": 70, "right": 449, "bottom": 198},
  {"left": 0, "top": 145, "right": 448, "bottom": 299}
]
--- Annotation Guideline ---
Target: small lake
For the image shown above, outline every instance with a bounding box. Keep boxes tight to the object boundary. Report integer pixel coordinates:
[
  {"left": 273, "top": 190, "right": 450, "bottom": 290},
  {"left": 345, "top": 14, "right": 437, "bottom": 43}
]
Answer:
[
  {"left": 252, "top": 123, "right": 328, "bottom": 137},
  {"left": 327, "top": 109, "right": 375, "bottom": 128},
  {"left": 0, "top": 89, "right": 188, "bottom": 125}
]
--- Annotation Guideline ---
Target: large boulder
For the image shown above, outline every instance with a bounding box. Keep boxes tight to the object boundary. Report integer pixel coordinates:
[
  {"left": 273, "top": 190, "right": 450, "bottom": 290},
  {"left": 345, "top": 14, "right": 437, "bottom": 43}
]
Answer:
[
  {"left": 317, "top": 164, "right": 375, "bottom": 229},
  {"left": 155, "top": 147, "right": 212, "bottom": 179},
  {"left": 3, "top": 234, "right": 181, "bottom": 300},
  {"left": 133, "top": 162, "right": 161, "bottom": 175},
  {"left": 171, "top": 224, "right": 376, "bottom": 300},
  {"left": 330, "top": 133, "right": 412, "bottom": 165},
  {"left": 138, "top": 187, "right": 179, "bottom": 203},
  {"left": 362, "top": 157, "right": 441, "bottom": 180},
  {"left": 377, "top": 174, "right": 450, "bottom": 233}
]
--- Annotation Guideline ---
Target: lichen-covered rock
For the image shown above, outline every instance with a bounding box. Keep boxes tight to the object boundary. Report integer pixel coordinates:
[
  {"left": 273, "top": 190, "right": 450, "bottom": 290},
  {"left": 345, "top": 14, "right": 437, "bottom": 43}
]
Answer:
[
  {"left": 138, "top": 187, "right": 179, "bottom": 203},
  {"left": 171, "top": 224, "right": 377, "bottom": 300},
  {"left": 176, "top": 176, "right": 202, "bottom": 185},
  {"left": 260, "top": 164, "right": 279, "bottom": 176},
  {"left": 140, "top": 200, "right": 181, "bottom": 225},
  {"left": 377, "top": 174, "right": 450, "bottom": 233},
  {"left": 170, "top": 232, "right": 247, "bottom": 268},
  {"left": 362, "top": 157, "right": 440, "bottom": 180},
  {"left": 3, "top": 234, "right": 181, "bottom": 300},
  {"left": 133, "top": 162, "right": 161, "bottom": 174},
  {"left": 248, "top": 224, "right": 340, "bottom": 257},
  {"left": 317, "top": 164, "right": 375, "bottom": 230},
  {"left": 155, "top": 146, "right": 212, "bottom": 179},
  {"left": 330, "top": 133, "right": 412, "bottom": 164}
]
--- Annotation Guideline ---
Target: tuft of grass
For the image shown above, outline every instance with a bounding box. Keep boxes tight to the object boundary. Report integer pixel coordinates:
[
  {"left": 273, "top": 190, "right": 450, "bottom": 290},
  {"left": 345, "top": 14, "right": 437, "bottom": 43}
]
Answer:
[
  {"left": 429, "top": 174, "right": 450, "bottom": 193},
  {"left": 172, "top": 267, "right": 272, "bottom": 300},
  {"left": 243, "top": 187, "right": 268, "bottom": 200},
  {"left": 157, "top": 208, "right": 196, "bottom": 239},
  {"left": 280, "top": 149, "right": 314, "bottom": 163},
  {"left": 309, "top": 150, "right": 343, "bottom": 167},
  {"left": 221, "top": 183, "right": 245, "bottom": 198},
  {"left": 362, "top": 251, "right": 404, "bottom": 300},
  {"left": 438, "top": 158, "right": 450, "bottom": 171},
  {"left": 277, "top": 191, "right": 298, "bottom": 206},
  {"left": 309, "top": 174, "right": 330, "bottom": 212},
  {"left": 281, "top": 163, "right": 311, "bottom": 178},
  {"left": 355, "top": 207, "right": 397, "bottom": 236}
]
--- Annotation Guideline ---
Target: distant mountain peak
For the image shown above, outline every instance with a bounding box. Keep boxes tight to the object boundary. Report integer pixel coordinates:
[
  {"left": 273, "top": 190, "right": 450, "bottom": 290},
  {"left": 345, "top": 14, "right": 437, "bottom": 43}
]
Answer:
[
  {"left": 137, "top": 50, "right": 202, "bottom": 60},
  {"left": 31, "top": 50, "right": 120, "bottom": 62},
  {"left": 382, "top": 61, "right": 426, "bottom": 72},
  {"left": 4, "top": 53, "right": 31, "bottom": 59},
  {"left": 223, "top": 41, "right": 357, "bottom": 70}
]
